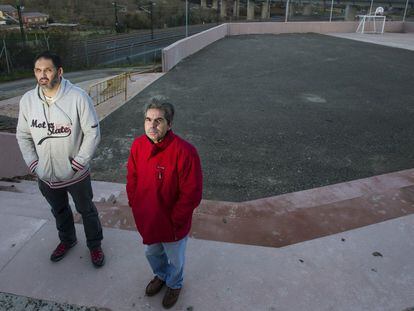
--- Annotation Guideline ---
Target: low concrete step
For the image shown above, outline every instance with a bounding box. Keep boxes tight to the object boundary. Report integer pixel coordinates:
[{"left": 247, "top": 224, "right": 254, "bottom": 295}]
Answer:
[
  {"left": 76, "top": 169, "right": 414, "bottom": 249},
  {"left": 193, "top": 185, "right": 414, "bottom": 247},
  {"left": 2, "top": 169, "right": 414, "bottom": 249},
  {"left": 194, "top": 169, "right": 414, "bottom": 247},
  {"left": 0, "top": 179, "right": 125, "bottom": 204}
]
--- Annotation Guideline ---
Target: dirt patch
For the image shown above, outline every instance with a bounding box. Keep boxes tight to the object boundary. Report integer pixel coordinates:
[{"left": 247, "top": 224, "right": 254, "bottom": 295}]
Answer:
[{"left": 0, "top": 115, "right": 17, "bottom": 133}]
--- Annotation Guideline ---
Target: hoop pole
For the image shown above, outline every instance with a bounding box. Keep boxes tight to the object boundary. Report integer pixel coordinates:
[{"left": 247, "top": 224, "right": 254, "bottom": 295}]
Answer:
[
  {"left": 329, "top": 0, "right": 334, "bottom": 22},
  {"left": 369, "top": 0, "right": 374, "bottom": 15},
  {"left": 403, "top": 0, "right": 409, "bottom": 22}
]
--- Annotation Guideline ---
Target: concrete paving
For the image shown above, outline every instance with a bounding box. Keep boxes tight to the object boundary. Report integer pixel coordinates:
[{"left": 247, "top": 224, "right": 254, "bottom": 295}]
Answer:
[
  {"left": 326, "top": 32, "right": 414, "bottom": 51},
  {"left": 0, "top": 182, "right": 414, "bottom": 310}
]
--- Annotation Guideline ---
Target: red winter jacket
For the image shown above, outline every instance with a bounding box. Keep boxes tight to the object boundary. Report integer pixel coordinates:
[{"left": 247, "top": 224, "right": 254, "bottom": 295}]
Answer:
[{"left": 126, "top": 130, "right": 203, "bottom": 245}]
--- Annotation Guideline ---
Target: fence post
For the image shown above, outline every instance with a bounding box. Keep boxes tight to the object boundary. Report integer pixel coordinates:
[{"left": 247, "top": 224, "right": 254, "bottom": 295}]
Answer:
[
  {"left": 114, "top": 41, "right": 117, "bottom": 63},
  {"left": 43, "top": 31, "right": 50, "bottom": 50},
  {"left": 124, "top": 73, "right": 128, "bottom": 101},
  {"left": 84, "top": 40, "right": 89, "bottom": 67},
  {"left": 2, "top": 39, "right": 11, "bottom": 74}
]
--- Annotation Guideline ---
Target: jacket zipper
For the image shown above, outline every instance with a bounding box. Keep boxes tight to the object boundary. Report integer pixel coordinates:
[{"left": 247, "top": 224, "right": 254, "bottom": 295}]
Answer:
[{"left": 48, "top": 104, "right": 55, "bottom": 182}]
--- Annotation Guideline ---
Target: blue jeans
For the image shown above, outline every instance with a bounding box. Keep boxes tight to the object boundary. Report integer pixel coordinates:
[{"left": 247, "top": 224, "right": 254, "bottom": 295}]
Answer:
[{"left": 145, "top": 236, "right": 188, "bottom": 289}]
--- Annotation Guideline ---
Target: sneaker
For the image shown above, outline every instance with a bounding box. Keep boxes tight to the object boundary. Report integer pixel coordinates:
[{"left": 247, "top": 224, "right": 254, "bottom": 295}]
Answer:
[
  {"left": 90, "top": 247, "right": 105, "bottom": 268},
  {"left": 162, "top": 287, "right": 181, "bottom": 309},
  {"left": 50, "top": 241, "right": 77, "bottom": 262},
  {"left": 145, "top": 276, "right": 165, "bottom": 296}
]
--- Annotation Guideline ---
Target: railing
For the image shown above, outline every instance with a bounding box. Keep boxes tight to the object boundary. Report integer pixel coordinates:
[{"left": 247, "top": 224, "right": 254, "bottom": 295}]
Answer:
[
  {"left": 88, "top": 66, "right": 159, "bottom": 106},
  {"left": 88, "top": 72, "right": 128, "bottom": 106}
]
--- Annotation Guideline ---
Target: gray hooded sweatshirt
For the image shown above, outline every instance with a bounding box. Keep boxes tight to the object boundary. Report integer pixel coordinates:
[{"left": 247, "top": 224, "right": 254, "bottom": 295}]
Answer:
[{"left": 16, "top": 78, "right": 100, "bottom": 188}]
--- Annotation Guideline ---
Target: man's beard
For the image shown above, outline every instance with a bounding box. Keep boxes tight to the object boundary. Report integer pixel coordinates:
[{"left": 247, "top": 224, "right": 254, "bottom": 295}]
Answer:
[{"left": 38, "top": 74, "right": 60, "bottom": 91}]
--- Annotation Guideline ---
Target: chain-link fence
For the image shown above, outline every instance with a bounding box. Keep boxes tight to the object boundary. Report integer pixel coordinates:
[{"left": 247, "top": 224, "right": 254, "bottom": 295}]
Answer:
[
  {"left": 0, "top": 23, "right": 214, "bottom": 75},
  {"left": 220, "top": 0, "right": 413, "bottom": 22}
]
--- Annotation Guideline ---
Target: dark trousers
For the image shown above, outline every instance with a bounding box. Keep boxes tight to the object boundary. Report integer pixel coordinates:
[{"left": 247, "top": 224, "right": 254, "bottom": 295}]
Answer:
[{"left": 38, "top": 176, "right": 103, "bottom": 250}]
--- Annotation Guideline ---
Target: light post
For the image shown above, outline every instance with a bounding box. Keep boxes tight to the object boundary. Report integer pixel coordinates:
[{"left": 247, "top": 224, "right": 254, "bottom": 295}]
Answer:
[
  {"left": 185, "top": 0, "right": 188, "bottom": 37},
  {"left": 150, "top": 1, "right": 154, "bottom": 40},
  {"left": 16, "top": 1, "right": 25, "bottom": 44},
  {"left": 139, "top": 2, "right": 155, "bottom": 39},
  {"left": 112, "top": 1, "right": 120, "bottom": 32},
  {"left": 268, "top": 0, "right": 271, "bottom": 19},
  {"left": 112, "top": 2, "right": 126, "bottom": 33}
]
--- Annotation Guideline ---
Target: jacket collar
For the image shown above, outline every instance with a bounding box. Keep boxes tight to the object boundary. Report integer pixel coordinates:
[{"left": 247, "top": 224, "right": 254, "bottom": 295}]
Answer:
[{"left": 147, "top": 130, "right": 175, "bottom": 158}]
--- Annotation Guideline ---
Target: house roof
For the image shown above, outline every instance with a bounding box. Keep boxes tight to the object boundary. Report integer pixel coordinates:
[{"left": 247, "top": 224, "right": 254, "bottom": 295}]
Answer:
[
  {"left": 22, "top": 12, "right": 49, "bottom": 18},
  {"left": 0, "top": 4, "right": 17, "bottom": 12}
]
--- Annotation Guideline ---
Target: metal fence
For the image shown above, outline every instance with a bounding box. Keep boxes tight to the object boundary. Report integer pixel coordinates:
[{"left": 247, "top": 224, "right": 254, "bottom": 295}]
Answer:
[
  {"left": 66, "top": 24, "right": 213, "bottom": 68},
  {"left": 88, "top": 67, "right": 158, "bottom": 106},
  {"left": 0, "top": 24, "right": 214, "bottom": 74},
  {"left": 88, "top": 72, "right": 128, "bottom": 106}
]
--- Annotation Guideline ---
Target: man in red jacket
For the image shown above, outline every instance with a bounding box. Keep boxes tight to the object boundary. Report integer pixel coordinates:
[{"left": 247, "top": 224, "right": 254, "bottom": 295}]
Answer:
[{"left": 126, "top": 100, "right": 203, "bottom": 309}]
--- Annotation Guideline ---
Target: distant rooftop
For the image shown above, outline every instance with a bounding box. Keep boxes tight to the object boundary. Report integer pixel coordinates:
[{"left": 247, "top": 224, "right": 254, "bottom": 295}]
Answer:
[
  {"left": 46, "top": 23, "right": 79, "bottom": 27},
  {"left": 0, "top": 5, "right": 16, "bottom": 12},
  {"left": 22, "top": 12, "right": 48, "bottom": 18}
]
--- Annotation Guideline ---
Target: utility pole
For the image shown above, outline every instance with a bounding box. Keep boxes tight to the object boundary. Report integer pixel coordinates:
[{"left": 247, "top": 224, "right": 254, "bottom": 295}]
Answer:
[
  {"left": 185, "top": 0, "right": 188, "bottom": 37},
  {"left": 138, "top": 2, "right": 154, "bottom": 39},
  {"left": 112, "top": 1, "right": 120, "bottom": 32},
  {"left": 267, "top": 0, "right": 271, "bottom": 19},
  {"left": 16, "top": 1, "right": 26, "bottom": 44},
  {"left": 216, "top": 1, "right": 220, "bottom": 24},
  {"left": 150, "top": 1, "right": 154, "bottom": 40}
]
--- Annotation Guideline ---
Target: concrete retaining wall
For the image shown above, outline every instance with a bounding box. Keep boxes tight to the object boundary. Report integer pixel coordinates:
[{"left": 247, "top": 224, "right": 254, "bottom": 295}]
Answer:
[
  {"left": 162, "top": 24, "right": 229, "bottom": 72},
  {"left": 228, "top": 21, "right": 359, "bottom": 35},
  {"left": 229, "top": 21, "right": 404, "bottom": 35},
  {"left": 384, "top": 21, "right": 405, "bottom": 32},
  {"left": 0, "top": 133, "right": 28, "bottom": 178},
  {"left": 404, "top": 22, "right": 414, "bottom": 32}
]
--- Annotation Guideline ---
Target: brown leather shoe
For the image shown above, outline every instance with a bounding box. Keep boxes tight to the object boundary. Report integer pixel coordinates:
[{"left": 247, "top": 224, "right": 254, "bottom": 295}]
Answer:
[
  {"left": 162, "top": 287, "right": 181, "bottom": 309},
  {"left": 145, "top": 276, "right": 165, "bottom": 296}
]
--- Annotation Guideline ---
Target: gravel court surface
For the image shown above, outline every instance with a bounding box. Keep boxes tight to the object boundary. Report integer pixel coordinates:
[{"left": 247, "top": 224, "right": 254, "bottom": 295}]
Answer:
[{"left": 92, "top": 33, "right": 414, "bottom": 202}]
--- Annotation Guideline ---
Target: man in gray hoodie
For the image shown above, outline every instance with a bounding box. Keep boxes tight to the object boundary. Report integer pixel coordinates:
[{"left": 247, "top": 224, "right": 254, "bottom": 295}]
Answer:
[{"left": 16, "top": 51, "right": 105, "bottom": 267}]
